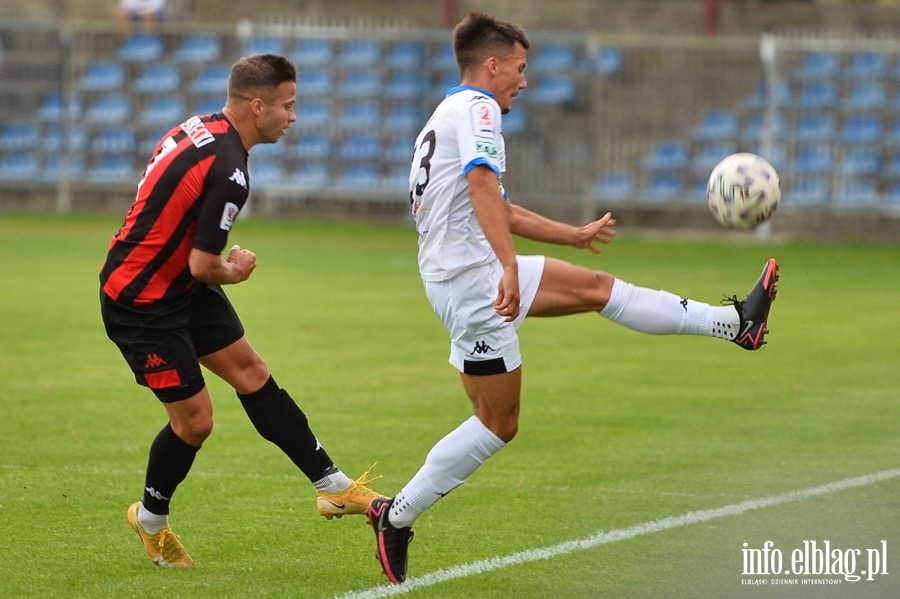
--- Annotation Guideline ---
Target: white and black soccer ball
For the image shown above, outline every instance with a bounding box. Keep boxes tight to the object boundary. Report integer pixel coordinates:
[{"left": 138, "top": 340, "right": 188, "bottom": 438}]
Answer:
[{"left": 706, "top": 152, "right": 781, "bottom": 230}]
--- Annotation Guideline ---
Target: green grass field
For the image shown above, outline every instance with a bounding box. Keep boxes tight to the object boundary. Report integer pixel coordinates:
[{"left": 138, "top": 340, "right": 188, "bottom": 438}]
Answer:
[{"left": 1, "top": 214, "right": 898, "bottom": 598}]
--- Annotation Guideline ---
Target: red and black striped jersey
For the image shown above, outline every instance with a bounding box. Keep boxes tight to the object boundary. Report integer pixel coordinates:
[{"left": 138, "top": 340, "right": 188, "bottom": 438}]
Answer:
[{"left": 100, "top": 113, "right": 250, "bottom": 307}]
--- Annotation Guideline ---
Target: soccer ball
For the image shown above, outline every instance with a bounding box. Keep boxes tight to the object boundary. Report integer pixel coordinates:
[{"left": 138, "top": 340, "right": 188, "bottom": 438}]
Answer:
[{"left": 706, "top": 153, "right": 781, "bottom": 230}]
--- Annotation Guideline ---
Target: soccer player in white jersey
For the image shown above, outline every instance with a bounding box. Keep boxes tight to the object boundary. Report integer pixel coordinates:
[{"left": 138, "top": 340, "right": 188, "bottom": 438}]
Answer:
[{"left": 367, "top": 12, "right": 779, "bottom": 584}]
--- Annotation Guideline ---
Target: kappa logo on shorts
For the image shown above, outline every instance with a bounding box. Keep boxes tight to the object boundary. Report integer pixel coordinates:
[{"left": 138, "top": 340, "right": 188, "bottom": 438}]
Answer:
[
  {"left": 145, "top": 353, "right": 167, "bottom": 368},
  {"left": 468, "top": 340, "right": 496, "bottom": 356}
]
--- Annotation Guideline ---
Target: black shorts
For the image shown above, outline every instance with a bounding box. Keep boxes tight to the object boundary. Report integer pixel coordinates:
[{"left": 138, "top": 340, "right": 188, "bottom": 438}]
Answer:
[{"left": 100, "top": 283, "right": 245, "bottom": 402}]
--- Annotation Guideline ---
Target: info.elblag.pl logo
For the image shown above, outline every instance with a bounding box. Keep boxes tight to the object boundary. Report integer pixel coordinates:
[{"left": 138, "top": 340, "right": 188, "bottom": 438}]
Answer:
[{"left": 741, "top": 540, "right": 889, "bottom": 586}]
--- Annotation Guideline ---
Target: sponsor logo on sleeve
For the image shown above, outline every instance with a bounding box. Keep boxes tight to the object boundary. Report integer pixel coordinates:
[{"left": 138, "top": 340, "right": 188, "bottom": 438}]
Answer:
[{"left": 219, "top": 202, "right": 239, "bottom": 231}]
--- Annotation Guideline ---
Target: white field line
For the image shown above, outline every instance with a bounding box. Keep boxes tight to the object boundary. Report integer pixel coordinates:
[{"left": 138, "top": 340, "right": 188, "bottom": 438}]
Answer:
[{"left": 332, "top": 468, "right": 900, "bottom": 599}]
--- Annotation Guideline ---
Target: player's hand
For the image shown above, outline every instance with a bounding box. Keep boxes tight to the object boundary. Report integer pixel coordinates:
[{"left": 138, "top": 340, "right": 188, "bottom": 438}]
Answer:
[
  {"left": 494, "top": 266, "right": 520, "bottom": 322},
  {"left": 227, "top": 244, "right": 257, "bottom": 282},
  {"left": 573, "top": 211, "right": 616, "bottom": 254}
]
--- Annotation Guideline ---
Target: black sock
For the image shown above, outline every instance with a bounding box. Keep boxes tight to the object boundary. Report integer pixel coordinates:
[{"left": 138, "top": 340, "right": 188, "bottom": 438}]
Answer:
[
  {"left": 142, "top": 423, "right": 199, "bottom": 516},
  {"left": 238, "top": 376, "right": 335, "bottom": 482}
]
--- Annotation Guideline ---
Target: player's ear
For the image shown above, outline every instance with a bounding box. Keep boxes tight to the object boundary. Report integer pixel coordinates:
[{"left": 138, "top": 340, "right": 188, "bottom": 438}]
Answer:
[{"left": 250, "top": 97, "right": 265, "bottom": 116}]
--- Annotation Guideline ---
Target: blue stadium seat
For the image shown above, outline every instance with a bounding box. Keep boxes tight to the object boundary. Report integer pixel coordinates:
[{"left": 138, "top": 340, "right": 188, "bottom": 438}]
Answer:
[
  {"left": 42, "top": 154, "right": 86, "bottom": 182},
  {"left": 841, "top": 81, "right": 886, "bottom": 112},
  {"left": 173, "top": 34, "right": 221, "bottom": 63},
  {"left": 337, "top": 70, "right": 382, "bottom": 98},
  {"left": 194, "top": 96, "right": 223, "bottom": 116},
  {"left": 501, "top": 109, "right": 526, "bottom": 135},
  {"left": 386, "top": 41, "right": 424, "bottom": 69},
  {"left": 840, "top": 115, "right": 882, "bottom": 144},
  {"left": 384, "top": 165, "right": 411, "bottom": 191},
  {"left": 793, "top": 144, "right": 832, "bottom": 174},
  {"left": 385, "top": 103, "right": 421, "bottom": 132},
  {"left": 591, "top": 45, "right": 624, "bottom": 75},
  {"left": 529, "top": 44, "right": 575, "bottom": 72},
  {"left": 0, "top": 153, "right": 40, "bottom": 181},
  {"left": 593, "top": 171, "right": 635, "bottom": 200},
  {"left": 844, "top": 52, "right": 887, "bottom": 79},
  {"left": 88, "top": 156, "right": 136, "bottom": 184},
  {"left": 141, "top": 127, "right": 171, "bottom": 155},
  {"left": 433, "top": 44, "right": 456, "bottom": 72},
  {"left": 139, "top": 96, "right": 186, "bottom": 126},
  {"left": 741, "top": 113, "right": 787, "bottom": 142},
  {"left": 793, "top": 52, "right": 839, "bottom": 79},
  {"left": 338, "top": 134, "right": 382, "bottom": 160},
  {"left": 385, "top": 137, "right": 412, "bottom": 162},
  {"left": 91, "top": 128, "right": 137, "bottom": 154},
  {"left": 741, "top": 80, "right": 791, "bottom": 110},
  {"left": 290, "top": 38, "right": 333, "bottom": 67},
  {"left": 42, "top": 125, "right": 88, "bottom": 153},
  {"left": 793, "top": 113, "right": 835, "bottom": 142},
  {"left": 337, "top": 39, "right": 380, "bottom": 68},
  {"left": 835, "top": 179, "right": 879, "bottom": 208},
  {"left": 338, "top": 102, "right": 380, "bottom": 130},
  {"left": 297, "top": 69, "right": 331, "bottom": 97},
  {"left": 134, "top": 64, "right": 181, "bottom": 93},
  {"left": 691, "top": 110, "right": 739, "bottom": 141},
  {"left": 796, "top": 81, "right": 837, "bottom": 109},
  {"left": 385, "top": 72, "right": 424, "bottom": 100},
  {"left": 337, "top": 164, "right": 381, "bottom": 189},
  {"left": 690, "top": 142, "right": 737, "bottom": 172},
  {"left": 249, "top": 161, "right": 285, "bottom": 189},
  {"left": 528, "top": 76, "right": 576, "bottom": 104},
  {"left": 291, "top": 134, "right": 332, "bottom": 160},
  {"left": 0, "top": 122, "right": 40, "bottom": 151},
  {"left": 85, "top": 94, "right": 133, "bottom": 124},
  {"left": 640, "top": 141, "right": 688, "bottom": 170},
  {"left": 119, "top": 33, "right": 164, "bottom": 62},
  {"left": 295, "top": 100, "right": 330, "bottom": 129},
  {"left": 245, "top": 36, "right": 285, "bottom": 55},
  {"left": 839, "top": 147, "right": 880, "bottom": 176},
  {"left": 432, "top": 71, "right": 461, "bottom": 99},
  {"left": 78, "top": 61, "right": 125, "bottom": 92},
  {"left": 292, "top": 164, "right": 330, "bottom": 189},
  {"left": 642, "top": 173, "right": 683, "bottom": 201},
  {"left": 190, "top": 65, "right": 231, "bottom": 95},
  {"left": 788, "top": 177, "right": 830, "bottom": 206}
]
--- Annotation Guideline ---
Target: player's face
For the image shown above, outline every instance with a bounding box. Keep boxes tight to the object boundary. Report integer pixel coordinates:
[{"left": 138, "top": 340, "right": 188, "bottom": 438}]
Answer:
[
  {"left": 257, "top": 81, "right": 297, "bottom": 144},
  {"left": 494, "top": 43, "right": 528, "bottom": 114}
]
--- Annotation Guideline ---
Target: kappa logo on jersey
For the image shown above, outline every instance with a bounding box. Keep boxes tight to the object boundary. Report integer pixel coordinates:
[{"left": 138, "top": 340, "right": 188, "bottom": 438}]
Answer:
[
  {"left": 471, "top": 101, "right": 495, "bottom": 138},
  {"left": 219, "top": 202, "right": 239, "bottom": 231},
  {"left": 145, "top": 353, "right": 167, "bottom": 368},
  {"left": 229, "top": 168, "right": 247, "bottom": 189}
]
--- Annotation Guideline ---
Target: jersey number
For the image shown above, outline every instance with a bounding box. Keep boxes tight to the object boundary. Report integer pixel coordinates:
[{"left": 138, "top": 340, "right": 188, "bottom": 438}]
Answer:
[{"left": 410, "top": 129, "right": 436, "bottom": 215}]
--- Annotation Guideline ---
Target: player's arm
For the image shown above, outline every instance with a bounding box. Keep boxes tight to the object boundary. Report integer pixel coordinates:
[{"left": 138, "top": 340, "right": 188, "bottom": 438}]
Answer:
[
  {"left": 468, "top": 165, "right": 520, "bottom": 321},
  {"left": 189, "top": 244, "right": 256, "bottom": 285},
  {"left": 509, "top": 203, "right": 616, "bottom": 254}
]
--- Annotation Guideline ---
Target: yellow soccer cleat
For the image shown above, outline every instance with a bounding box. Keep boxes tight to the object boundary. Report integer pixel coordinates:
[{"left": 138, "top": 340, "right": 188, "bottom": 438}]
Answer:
[
  {"left": 126, "top": 502, "right": 194, "bottom": 568},
  {"left": 317, "top": 464, "right": 387, "bottom": 520}
]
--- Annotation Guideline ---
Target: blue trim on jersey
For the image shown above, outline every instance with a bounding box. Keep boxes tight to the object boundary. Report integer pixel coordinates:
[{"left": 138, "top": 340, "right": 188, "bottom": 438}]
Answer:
[
  {"left": 446, "top": 84, "right": 495, "bottom": 98},
  {"left": 463, "top": 157, "right": 501, "bottom": 177}
]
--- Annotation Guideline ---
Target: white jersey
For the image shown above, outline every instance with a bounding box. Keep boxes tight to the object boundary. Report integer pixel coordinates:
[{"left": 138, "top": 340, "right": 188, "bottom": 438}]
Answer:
[{"left": 409, "top": 85, "right": 507, "bottom": 282}]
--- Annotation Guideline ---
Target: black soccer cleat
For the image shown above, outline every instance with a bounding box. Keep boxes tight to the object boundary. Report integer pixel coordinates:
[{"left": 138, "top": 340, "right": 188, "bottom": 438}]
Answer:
[
  {"left": 726, "top": 258, "right": 779, "bottom": 351},
  {"left": 367, "top": 497, "right": 414, "bottom": 584}
]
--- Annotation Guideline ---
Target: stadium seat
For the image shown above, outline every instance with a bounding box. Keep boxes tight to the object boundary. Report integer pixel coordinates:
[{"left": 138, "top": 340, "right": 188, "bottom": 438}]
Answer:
[
  {"left": 337, "top": 70, "right": 382, "bottom": 98},
  {"left": 593, "top": 171, "right": 635, "bottom": 200},
  {"left": 528, "top": 76, "right": 576, "bottom": 104},
  {"left": 292, "top": 163, "right": 330, "bottom": 189},
  {"left": 839, "top": 147, "right": 880, "bottom": 176},
  {"left": 529, "top": 44, "right": 575, "bottom": 72},
  {"left": 385, "top": 103, "right": 421, "bottom": 132},
  {"left": 42, "top": 154, "right": 86, "bottom": 182},
  {"left": 886, "top": 151, "right": 900, "bottom": 177},
  {"left": 592, "top": 45, "right": 624, "bottom": 75},
  {"left": 292, "top": 134, "right": 332, "bottom": 160},
  {"left": 245, "top": 36, "right": 285, "bottom": 55},
  {"left": 85, "top": 94, "right": 133, "bottom": 124},
  {"left": 796, "top": 81, "right": 837, "bottom": 109},
  {"left": 433, "top": 44, "right": 457, "bottom": 72},
  {"left": 338, "top": 134, "right": 382, "bottom": 161},
  {"left": 297, "top": 69, "right": 331, "bottom": 97},
  {"left": 844, "top": 52, "right": 887, "bottom": 80},
  {"left": 119, "top": 33, "right": 164, "bottom": 62},
  {"left": 173, "top": 34, "right": 221, "bottom": 63},
  {"left": 385, "top": 72, "right": 424, "bottom": 100},
  {"left": 788, "top": 177, "right": 830, "bottom": 206},
  {"left": 690, "top": 110, "right": 739, "bottom": 141},
  {"left": 501, "top": 109, "right": 526, "bottom": 135},
  {"left": 337, "top": 102, "right": 381, "bottom": 130},
  {"left": 91, "top": 128, "right": 137, "bottom": 154},
  {"left": 642, "top": 173, "right": 684, "bottom": 201},
  {"left": 741, "top": 80, "right": 791, "bottom": 110},
  {"left": 841, "top": 81, "right": 886, "bottom": 112},
  {"left": 432, "top": 71, "right": 461, "bottom": 99},
  {"left": 42, "top": 125, "right": 88, "bottom": 153},
  {"left": 0, "top": 153, "right": 40, "bottom": 181},
  {"left": 741, "top": 113, "right": 787, "bottom": 142},
  {"left": 835, "top": 179, "right": 879, "bottom": 207},
  {"left": 194, "top": 96, "right": 223, "bottom": 116},
  {"left": 840, "top": 115, "right": 882, "bottom": 144},
  {"left": 134, "top": 64, "right": 181, "bottom": 93},
  {"left": 793, "top": 144, "right": 832, "bottom": 174},
  {"left": 793, "top": 113, "right": 835, "bottom": 142},
  {"left": 385, "top": 137, "right": 412, "bottom": 162},
  {"left": 793, "top": 51, "right": 839, "bottom": 79},
  {"left": 290, "top": 38, "right": 333, "bottom": 67},
  {"left": 386, "top": 41, "right": 424, "bottom": 69},
  {"left": 139, "top": 96, "right": 187, "bottom": 126},
  {"left": 88, "top": 156, "right": 137, "bottom": 183},
  {"left": 78, "top": 61, "right": 125, "bottom": 92},
  {"left": 384, "top": 165, "right": 411, "bottom": 191},
  {"left": 190, "top": 64, "right": 231, "bottom": 95},
  {"left": 337, "top": 164, "right": 381, "bottom": 189},
  {"left": 248, "top": 161, "right": 285, "bottom": 189},
  {"left": 295, "top": 100, "right": 331, "bottom": 129},
  {"left": 690, "top": 142, "right": 737, "bottom": 172},
  {"left": 337, "top": 39, "right": 380, "bottom": 68},
  {"left": 0, "top": 122, "right": 40, "bottom": 151},
  {"left": 640, "top": 141, "right": 689, "bottom": 171}
]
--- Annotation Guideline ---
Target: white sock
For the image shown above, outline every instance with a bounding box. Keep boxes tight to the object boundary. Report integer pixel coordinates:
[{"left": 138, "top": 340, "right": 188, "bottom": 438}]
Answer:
[
  {"left": 313, "top": 469, "right": 353, "bottom": 493},
  {"left": 389, "top": 416, "right": 506, "bottom": 528},
  {"left": 599, "top": 279, "right": 738, "bottom": 340},
  {"left": 138, "top": 503, "right": 169, "bottom": 534}
]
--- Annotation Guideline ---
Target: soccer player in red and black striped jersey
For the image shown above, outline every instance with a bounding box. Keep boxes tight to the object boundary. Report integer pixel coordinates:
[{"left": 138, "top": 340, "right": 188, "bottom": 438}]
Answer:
[{"left": 100, "top": 54, "right": 384, "bottom": 568}]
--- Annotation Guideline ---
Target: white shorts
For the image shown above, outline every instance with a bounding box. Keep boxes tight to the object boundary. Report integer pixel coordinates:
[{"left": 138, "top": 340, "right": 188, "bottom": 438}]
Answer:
[{"left": 424, "top": 255, "right": 545, "bottom": 375}]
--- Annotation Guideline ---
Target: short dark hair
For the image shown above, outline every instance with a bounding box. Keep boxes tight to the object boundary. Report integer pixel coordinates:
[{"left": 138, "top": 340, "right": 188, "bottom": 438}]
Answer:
[
  {"left": 227, "top": 53, "right": 296, "bottom": 102},
  {"left": 452, "top": 12, "right": 530, "bottom": 74}
]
